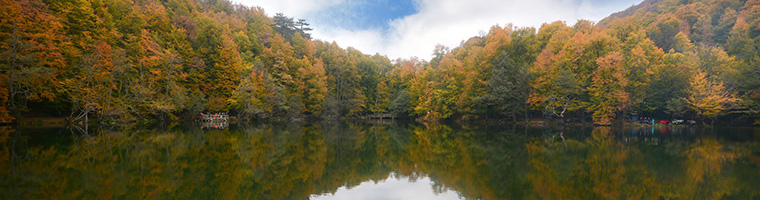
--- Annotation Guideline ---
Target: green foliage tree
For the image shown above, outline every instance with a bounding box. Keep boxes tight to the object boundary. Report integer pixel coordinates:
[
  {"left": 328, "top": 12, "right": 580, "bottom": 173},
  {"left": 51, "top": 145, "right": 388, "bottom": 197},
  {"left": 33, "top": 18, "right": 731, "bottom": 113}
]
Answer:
[
  {"left": 231, "top": 69, "right": 273, "bottom": 119},
  {"left": 272, "top": 13, "right": 312, "bottom": 40},
  {"left": 482, "top": 51, "right": 530, "bottom": 122}
]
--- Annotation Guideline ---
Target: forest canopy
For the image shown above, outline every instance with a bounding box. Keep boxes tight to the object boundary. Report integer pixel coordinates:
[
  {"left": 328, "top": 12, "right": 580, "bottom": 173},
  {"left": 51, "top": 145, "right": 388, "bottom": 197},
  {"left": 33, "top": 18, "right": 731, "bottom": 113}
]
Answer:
[{"left": 0, "top": 0, "right": 759, "bottom": 125}]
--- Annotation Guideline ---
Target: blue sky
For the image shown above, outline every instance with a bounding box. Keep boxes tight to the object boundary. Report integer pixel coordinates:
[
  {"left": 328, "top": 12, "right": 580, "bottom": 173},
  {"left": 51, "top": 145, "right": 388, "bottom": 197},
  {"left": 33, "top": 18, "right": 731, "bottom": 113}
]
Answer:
[
  {"left": 240, "top": 0, "right": 643, "bottom": 60},
  {"left": 316, "top": 0, "right": 419, "bottom": 31}
]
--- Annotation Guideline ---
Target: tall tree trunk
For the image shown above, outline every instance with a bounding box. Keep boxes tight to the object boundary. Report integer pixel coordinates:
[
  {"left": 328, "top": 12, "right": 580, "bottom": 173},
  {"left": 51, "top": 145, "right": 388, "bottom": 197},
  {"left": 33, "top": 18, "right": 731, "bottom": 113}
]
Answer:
[
  {"left": 7, "top": 26, "right": 19, "bottom": 116},
  {"left": 166, "top": 66, "right": 171, "bottom": 98},
  {"left": 9, "top": 56, "right": 15, "bottom": 114},
  {"left": 524, "top": 103, "right": 529, "bottom": 123},
  {"left": 485, "top": 104, "right": 488, "bottom": 121}
]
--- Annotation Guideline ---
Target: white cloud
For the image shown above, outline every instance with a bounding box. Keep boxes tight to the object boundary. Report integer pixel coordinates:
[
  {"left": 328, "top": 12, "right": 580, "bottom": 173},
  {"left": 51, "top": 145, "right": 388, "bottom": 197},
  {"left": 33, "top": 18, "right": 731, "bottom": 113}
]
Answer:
[{"left": 237, "top": 0, "right": 642, "bottom": 60}]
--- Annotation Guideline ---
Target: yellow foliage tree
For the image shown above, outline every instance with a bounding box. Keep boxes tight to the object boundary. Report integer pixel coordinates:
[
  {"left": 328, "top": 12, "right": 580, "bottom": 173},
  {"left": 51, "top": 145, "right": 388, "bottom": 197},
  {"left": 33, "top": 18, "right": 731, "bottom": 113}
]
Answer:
[
  {"left": 685, "top": 70, "right": 739, "bottom": 124},
  {"left": 588, "top": 52, "right": 630, "bottom": 125}
]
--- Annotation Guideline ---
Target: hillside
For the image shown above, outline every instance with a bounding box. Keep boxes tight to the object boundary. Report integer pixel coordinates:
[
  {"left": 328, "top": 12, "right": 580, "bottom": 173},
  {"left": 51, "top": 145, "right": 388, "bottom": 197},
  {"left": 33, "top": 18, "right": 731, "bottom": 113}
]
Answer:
[{"left": 0, "top": 0, "right": 758, "bottom": 125}]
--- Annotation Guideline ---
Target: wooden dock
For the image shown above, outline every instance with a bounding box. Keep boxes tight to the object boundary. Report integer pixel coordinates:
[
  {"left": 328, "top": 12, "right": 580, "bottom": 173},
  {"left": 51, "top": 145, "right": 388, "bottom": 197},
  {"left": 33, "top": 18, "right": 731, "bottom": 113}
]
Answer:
[
  {"left": 199, "top": 113, "right": 229, "bottom": 122},
  {"left": 362, "top": 113, "right": 395, "bottom": 120},
  {"left": 198, "top": 113, "right": 229, "bottom": 129}
]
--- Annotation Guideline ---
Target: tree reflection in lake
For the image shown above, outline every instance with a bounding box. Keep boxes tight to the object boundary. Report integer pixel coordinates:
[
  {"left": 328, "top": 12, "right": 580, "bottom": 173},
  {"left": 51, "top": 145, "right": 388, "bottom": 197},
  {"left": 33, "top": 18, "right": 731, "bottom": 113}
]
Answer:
[{"left": 1, "top": 122, "right": 759, "bottom": 199}]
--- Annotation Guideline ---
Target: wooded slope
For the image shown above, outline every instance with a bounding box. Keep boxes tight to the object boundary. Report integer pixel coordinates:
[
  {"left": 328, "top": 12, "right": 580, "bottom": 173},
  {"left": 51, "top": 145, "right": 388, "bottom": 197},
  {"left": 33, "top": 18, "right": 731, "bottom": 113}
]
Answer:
[{"left": 1, "top": 0, "right": 758, "bottom": 125}]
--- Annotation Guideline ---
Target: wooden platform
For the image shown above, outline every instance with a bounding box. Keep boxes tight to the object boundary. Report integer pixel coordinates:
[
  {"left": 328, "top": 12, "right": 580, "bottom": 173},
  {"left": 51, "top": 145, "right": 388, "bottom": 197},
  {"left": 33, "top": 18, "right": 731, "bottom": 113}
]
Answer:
[
  {"left": 199, "top": 113, "right": 229, "bottom": 122},
  {"left": 362, "top": 113, "right": 395, "bottom": 120}
]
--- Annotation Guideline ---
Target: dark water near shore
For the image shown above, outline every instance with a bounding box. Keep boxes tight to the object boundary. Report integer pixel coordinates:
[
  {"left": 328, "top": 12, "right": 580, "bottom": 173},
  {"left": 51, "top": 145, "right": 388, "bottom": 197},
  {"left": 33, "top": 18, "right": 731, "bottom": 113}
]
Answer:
[{"left": 1, "top": 121, "right": 759, "bottom": 199}]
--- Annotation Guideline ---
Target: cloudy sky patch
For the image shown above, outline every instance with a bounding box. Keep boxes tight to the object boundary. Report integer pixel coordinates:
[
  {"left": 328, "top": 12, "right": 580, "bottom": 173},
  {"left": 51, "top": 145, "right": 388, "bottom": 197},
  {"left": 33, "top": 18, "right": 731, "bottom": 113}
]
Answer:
[{"left": 238, "top": 0, "right": 643, "bottom": 60}]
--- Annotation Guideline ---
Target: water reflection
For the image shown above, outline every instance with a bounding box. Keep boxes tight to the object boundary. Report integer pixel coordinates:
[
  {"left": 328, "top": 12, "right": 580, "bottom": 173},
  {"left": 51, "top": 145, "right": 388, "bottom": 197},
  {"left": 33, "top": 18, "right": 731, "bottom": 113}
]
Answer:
[
  {"left": 199, "top": 120, "right": 228, "bottom": 130},
  {"left": 310, "top": 172, "right": 460, "bottom": 200},
  {"left": 1, "top": 122, "right": 758, "bottom": 199}
]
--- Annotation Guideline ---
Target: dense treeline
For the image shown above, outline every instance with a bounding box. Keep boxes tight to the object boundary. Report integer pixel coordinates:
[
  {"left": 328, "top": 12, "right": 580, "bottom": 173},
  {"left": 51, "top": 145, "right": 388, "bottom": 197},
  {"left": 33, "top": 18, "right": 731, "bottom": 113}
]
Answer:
[
  {"left": 0, "top": 0, "right": 759, "bottom": 125},
  {"left": 404, "top": 0, "right": 760, "bottom": 125}
]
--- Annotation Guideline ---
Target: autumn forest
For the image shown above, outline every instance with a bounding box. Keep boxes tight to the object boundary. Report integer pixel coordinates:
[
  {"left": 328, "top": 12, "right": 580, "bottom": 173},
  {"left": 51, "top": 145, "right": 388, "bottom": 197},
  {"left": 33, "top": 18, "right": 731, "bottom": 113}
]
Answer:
[{"left": 1, "top": 0, "right": 759, "bottom": 125}]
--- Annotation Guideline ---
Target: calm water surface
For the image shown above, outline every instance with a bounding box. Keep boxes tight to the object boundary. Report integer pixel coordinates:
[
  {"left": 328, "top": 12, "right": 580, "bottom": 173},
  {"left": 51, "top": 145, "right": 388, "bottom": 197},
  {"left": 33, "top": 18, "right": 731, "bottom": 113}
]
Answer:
[{"left": 1, "top": 121, "right": 759, "bottom": 199}]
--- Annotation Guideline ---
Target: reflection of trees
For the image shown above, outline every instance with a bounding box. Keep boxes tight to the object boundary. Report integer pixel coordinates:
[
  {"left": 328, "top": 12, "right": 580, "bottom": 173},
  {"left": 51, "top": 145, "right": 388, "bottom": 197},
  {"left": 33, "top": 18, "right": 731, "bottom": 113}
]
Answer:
[
  {"left": 523, "top": 126, "right": 760, "bottom": 200},
  {"left": 1, "top": 123, "right": 758, "bottom": 199},
  {"left": 315, "top": 121, "right": 401, "bottom": 195},
  {"left": 527, "top": 127, "right": 663, "bottom": 199},
  {"left": 0, "top": 126, "right": 19, "bottom": 199},
  {"left": 395, "top": 122, "right": 536, "bottom": 199},
  {"left": 255, "top": 124, "right": 328, "bottom": 199},
  {"left": 679, "top": 137, "right": 738, "bottom": 199},
  {"left": 407, "top": 123, "right": 490, "bottom": 198}
]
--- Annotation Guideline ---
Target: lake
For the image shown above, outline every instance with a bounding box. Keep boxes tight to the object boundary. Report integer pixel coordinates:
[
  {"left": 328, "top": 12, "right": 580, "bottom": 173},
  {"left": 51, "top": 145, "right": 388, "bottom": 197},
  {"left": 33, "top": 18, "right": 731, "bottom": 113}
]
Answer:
[{"left": 1, "top": 121, "right": 759, "bottom": 199}]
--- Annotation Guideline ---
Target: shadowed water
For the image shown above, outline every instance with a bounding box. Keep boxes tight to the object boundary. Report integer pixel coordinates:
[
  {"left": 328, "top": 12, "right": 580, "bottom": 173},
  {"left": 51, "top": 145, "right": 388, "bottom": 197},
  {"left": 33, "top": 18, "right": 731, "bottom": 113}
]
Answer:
[{"left": 1, "top": 122, "right": 759, "bottom": 199}]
